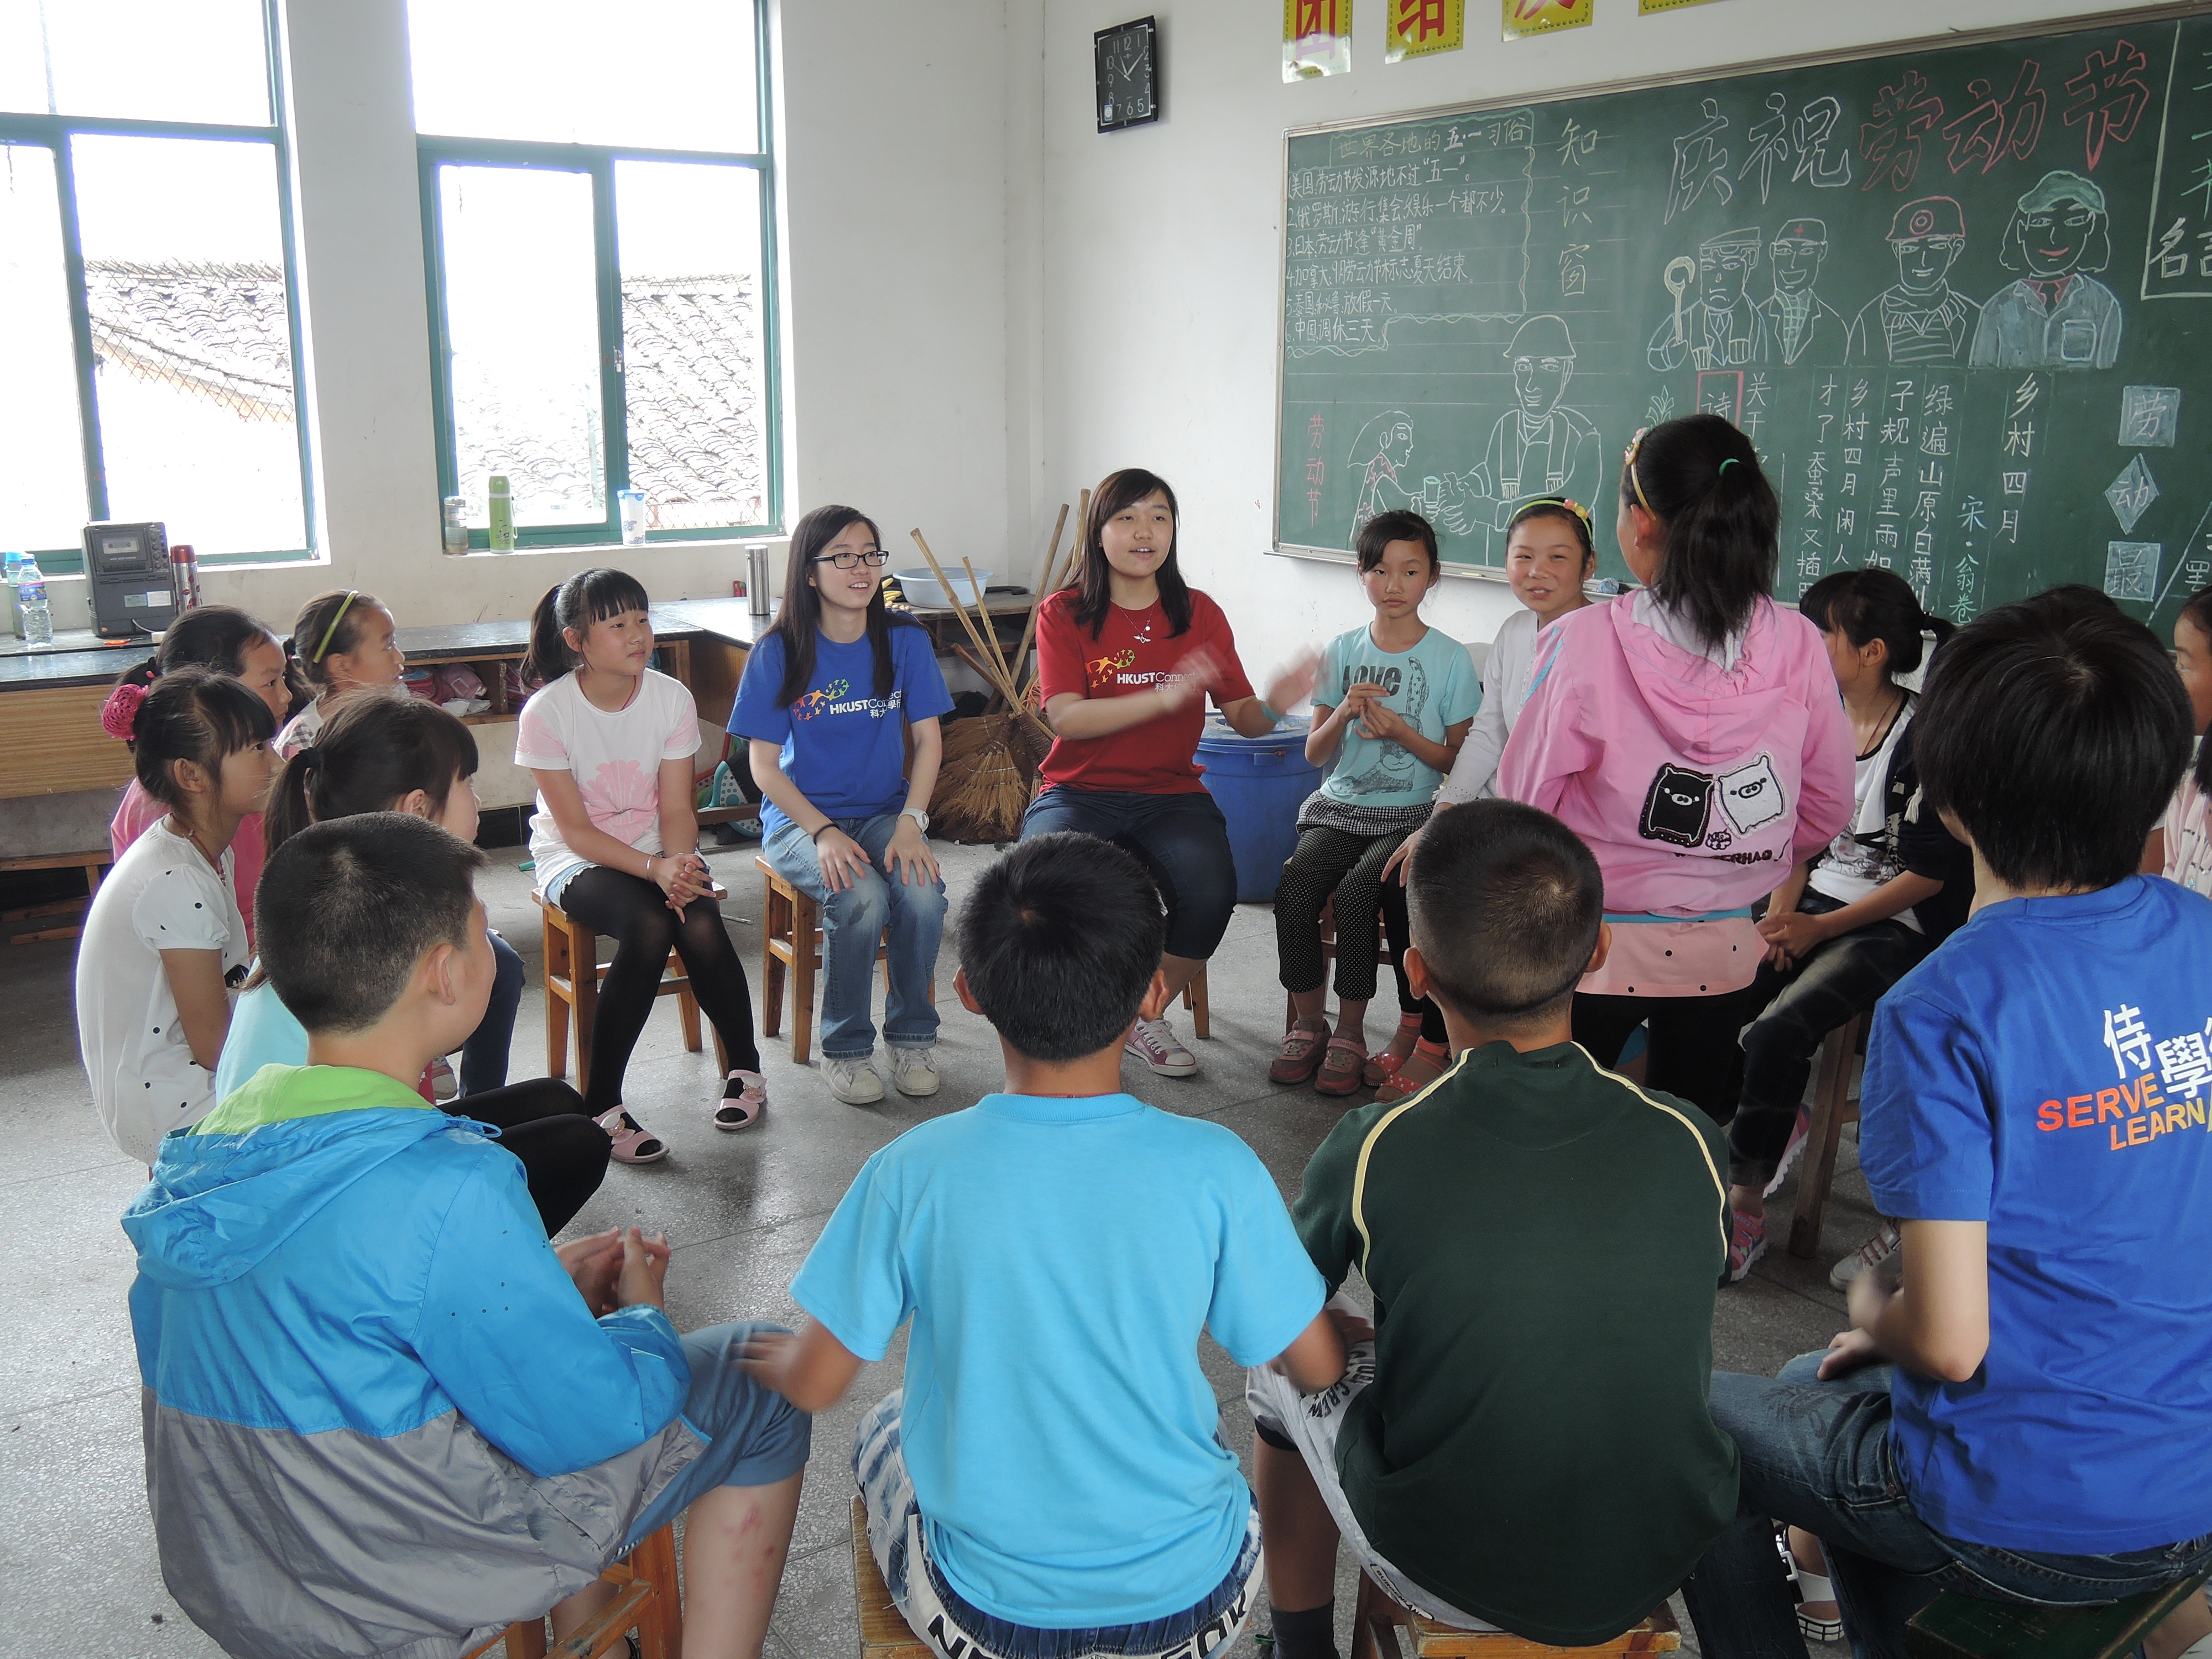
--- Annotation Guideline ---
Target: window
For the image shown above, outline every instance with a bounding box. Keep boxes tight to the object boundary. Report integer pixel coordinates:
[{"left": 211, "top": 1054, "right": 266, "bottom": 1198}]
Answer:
[
  {"left": 0, "top": 0, "right": 312, "bottom": 568},
  {"left": 410, "top": 0, "right": 778, "bottom": 549}
]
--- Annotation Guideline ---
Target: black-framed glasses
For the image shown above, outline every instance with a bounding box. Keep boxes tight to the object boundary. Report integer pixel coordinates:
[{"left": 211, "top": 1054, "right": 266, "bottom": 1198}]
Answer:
[{"left": 813, "top": 549, "right": 890, "bottom": 570}]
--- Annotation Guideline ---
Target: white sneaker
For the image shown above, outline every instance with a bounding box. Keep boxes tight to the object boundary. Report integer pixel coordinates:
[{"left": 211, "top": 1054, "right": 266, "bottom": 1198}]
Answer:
[
  {"left": 429, "top": 1055, "right": 459, "bottom": 1103},
  {"left": 890, "top": 1045, "right": 940, "bottom": 1097},
  {"left": 823, "top": 1053, "right": 884, "bottom": 1104},
  {"left": 1829, "top": 1220, "right": 1902, "bottom": 1291},
  {"left": 1126, "top": 1016, "right": 1198, "bottom": 1078}
]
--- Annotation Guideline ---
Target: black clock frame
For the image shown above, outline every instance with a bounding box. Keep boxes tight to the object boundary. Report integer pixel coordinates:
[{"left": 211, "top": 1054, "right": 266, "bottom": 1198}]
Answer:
[{"left": 1094, "top": 17, "right": 1160, "bottom": 134}]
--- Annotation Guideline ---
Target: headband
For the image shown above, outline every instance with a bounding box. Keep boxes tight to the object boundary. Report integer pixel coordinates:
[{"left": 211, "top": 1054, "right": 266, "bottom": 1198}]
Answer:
[
  {"left": 311, "top": 592, "right": 359, "bottom": 663},
  {"left": 1624, "top": 429, "right": 1654, "bottom": 514},
  {"left": 100, "top": 681, "right": 147, "bottom": 741},
  {"left": 1514, "top": 495, "right": 1594, "bottom": 530}
]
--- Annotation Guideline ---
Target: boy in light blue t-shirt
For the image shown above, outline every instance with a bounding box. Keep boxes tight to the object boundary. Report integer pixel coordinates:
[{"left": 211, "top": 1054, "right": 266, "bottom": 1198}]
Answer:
[{"left": 742, "top": 833, "right": 1346, "bottom": 1657}]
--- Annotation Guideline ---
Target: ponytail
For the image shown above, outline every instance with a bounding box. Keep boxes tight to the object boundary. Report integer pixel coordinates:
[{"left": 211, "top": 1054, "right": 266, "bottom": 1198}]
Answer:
[
  {"left": 521, "top": 567, "right": 652, "bottom": 688},
  {"left": 263, "top": 690, "right": 479, "bottom": 854},
  {"left": 1800, "top": 567, "right": 1953, "bottom": 679},
  {"left": 1620, "top": 414, "right": 1777, "bottom": 653}
]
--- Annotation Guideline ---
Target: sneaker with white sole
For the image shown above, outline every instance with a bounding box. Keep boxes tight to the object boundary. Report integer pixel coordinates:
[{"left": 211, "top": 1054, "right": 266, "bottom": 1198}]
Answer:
[
  {"left": 1724, "top": 1208, "right": 1767, "bottom": 1284},
  {"left": 1126, "top": 1016, "right": 1198, "bottom": 1078},
  {"left": 1764, "top": 1103, "right": 1812, "bottom": 1197},
  {"left": 890, "top": 1045, "right": 940, "bottom": 1097},
  {"left": 1829, "top": 1220, "right": 1901, "bottom": 1291},
  {"left": 823, "top": 1053, "right": 884, "bottom": 1104}
]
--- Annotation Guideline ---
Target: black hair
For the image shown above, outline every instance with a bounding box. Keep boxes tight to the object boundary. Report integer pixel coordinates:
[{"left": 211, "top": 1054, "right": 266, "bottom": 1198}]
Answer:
[
  {"left": 1798, "top": 567, "right": 1955, "bottom": 679},
  {"left": 1505, "top": 497, "right": 1598, "bottom": 566},
  {"left": 117, "top": 603, "right": 304, "bottom": 714},
  {"left": 1621, "top": 414, "right": 1778, "bottom": 653},
  {"left": 1355, "top": 509, "right": 1441, "bottom": 576},
  {"left": 1408, "top": 800, "right": 1603, "bottom": 1033},
  {"left": 256, "top": 813, "right": 489, "bottom": 1035},
  {"left": 2015, "top": 583, "right": 2120, "bottom": 624},
  {"left": 1916, "top": 601, "right": 2189, "bottom": 893},
  {"left": 761, "top": 504, "right": 921, "bottom": 707},
  {"left": 130, "top": 666, "right": 278, "bottom": 812},
  {"left": 264, "top": 690, "right": 481, "bottom": 854},
  {"left": 1068, "top": 468, "right": 1192, "bottom": 641},
  {"left": 288, "top": 589, "right": 392, "bottom": 689},
  {"left": 955, "top": 832, "right": 1167, "bottom": 1062},
  {"left": 521, "top": 568, "right": 653, "bottom": 686}
]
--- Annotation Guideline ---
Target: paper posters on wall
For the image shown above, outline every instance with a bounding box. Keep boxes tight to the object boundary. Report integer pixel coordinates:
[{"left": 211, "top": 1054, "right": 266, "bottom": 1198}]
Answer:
[
  {"left": 1387, "top": 0, "right": 1464, "bottom": 61},
  {"left": 1286, "top": 0, "right": 1353, "bottom": 79},
  {"left": 1640, "top": 0, "right": 1730, "bottom": 12},
  {"left": 1502, "top": 0, "right": 1592, "bottom": 41}
]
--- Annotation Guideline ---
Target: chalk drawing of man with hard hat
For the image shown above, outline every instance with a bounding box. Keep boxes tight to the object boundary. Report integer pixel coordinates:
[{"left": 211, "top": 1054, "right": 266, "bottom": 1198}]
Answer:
[
  {"left": 1846, "top": 196, "right": 1981, "bottom": 365},
  {"left": 1647, "top": 226, "right": 1772, "bottom": 372},
  {"left": 1439, "top": 314, "right": 1603, "bottom": 561},
  {"left": 1760, "top": 217, "right": 1849, "bottom": 367}
]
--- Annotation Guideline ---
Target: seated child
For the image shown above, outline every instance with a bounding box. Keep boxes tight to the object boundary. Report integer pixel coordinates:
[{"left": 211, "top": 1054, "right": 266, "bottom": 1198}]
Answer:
[
  {"left": 1249, "top": 799, "right": 1738, "bottom": 1653},
  {"left": 742, "top": 832, "right": 1344, "bottom": 1658},
  {"left": 1681, "top": 601, "right": 2212, "bottom": 1659},
  {"left": 126, "top": 813, "right": 809, "bottom": 1659}
]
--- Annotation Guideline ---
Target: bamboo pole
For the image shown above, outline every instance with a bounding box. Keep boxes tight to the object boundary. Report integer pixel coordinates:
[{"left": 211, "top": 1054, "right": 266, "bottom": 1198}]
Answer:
[
  {"left": 1008, "top": 502, "right": 1067, "bottom": 699},
  {"left": 961, "top": 555, "right": 1014, "bottom": 688},
  {"left": 910, "top": 529, "right": 1013, "bottom": 699}
]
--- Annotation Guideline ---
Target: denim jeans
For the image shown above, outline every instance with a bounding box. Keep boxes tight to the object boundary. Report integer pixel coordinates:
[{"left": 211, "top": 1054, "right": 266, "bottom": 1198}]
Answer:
[
  {"left": 1021, "top": 786, "right": 1237, "bottom": 962},
  {"left": 763, "top": 813, "right": 946, "bottom": 1061},
  {"left": 1681, "top": 1354, "right": 2212, "bottom": 1659},
  {"left": 458, "top": 929, "right": 525, "bottom": 1096}
]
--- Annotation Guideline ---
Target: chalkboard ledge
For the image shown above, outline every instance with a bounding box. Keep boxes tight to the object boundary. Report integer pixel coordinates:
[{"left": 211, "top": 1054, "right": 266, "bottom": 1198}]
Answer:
[{"left": 1271, "top": 544, "right": 1630, "bottom": 599}]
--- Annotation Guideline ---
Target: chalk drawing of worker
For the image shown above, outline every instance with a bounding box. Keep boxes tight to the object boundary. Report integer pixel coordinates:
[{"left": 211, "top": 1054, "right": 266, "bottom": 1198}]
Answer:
[
  {"left": 1846, "top": 197, "right": 1981, "bottom": 366},
  {"left": 1648, "top": 227, "right": 1772, "bottom": 372},
  {"left": 1969, "top": 170, "right": 2124, "bottom": 371},
  {"left": 1348, "top": 410, "right": 1420, "bottom": 540},
  {"left": 1439, "top": 315, "right": 1602, "bottom": 558},
  {"left": 1760, "top": 217, "right": 1848, "bottom": 367}
]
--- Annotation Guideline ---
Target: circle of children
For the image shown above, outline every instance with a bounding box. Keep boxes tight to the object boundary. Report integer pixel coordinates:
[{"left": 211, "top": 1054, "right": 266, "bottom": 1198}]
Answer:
[{"left": 71, "top": 414, "right": 2212, "bottom": 1659}]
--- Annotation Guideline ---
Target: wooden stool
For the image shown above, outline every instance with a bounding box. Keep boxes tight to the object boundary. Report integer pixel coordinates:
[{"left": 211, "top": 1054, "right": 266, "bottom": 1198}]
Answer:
[
  {"left": 2, "top": 847, "right": 112, "bottom": 945},
  {"left": 852, "top": 1495, "right": 930, "bottom": 1659},
  {"left": 1787, "top": 1009, "right": 1872, "bottom": 1260},
  {"left": 535, "top": 893, "right": 728, "bottom": 1098},
  {"left": 1183, "top": 963, "right": 1209, "bottom": 1039},
  {"left": 757, "top": 856, "right": 935, "bottom": 1065},
  {"left": 1350, "top": 1570, "right": 1681, "bottom": 1659},
  {"left": 1906, "top": 1562, "right": 2212, "bottom": 1659},
  {"left": 461, "top": 1523, "right": 684, "bottom": 1659}
]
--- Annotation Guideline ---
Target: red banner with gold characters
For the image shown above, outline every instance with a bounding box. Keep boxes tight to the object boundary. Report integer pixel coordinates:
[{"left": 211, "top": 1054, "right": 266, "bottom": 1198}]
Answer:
[
  {"left": 1286, "top": 0, "right": 1353, "bottom": 79},
  {"left": 1387, "top": 0, "right": 1464, "bottom": 61},
  {"left": 1501, "top": 0, "right": 1592, "bottom": 41}
]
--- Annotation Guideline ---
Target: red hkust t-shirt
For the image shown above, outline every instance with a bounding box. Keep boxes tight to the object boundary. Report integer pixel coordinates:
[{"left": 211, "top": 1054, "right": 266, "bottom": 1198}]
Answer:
[{"left": 1035, "top": 588, "right": 1255, "bottom": 793}]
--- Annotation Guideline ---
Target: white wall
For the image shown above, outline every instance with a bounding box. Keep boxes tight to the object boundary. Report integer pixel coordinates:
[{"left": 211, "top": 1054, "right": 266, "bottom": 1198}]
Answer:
[{"left": 1034, "top": 0, "right": 2122, "bottom": 670}]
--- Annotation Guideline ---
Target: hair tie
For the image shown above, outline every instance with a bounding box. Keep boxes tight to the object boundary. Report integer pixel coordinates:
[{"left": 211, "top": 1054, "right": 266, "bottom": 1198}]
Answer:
[
  {"left": 297, "top": 743, "right": 323, "bottom": 768},
  {"left": 1717, "top": 458, "right": 1740, "bottom": 476},
  {"left": 312, "top": 592, "right": 359, "bottom": 663},
  {"left": 100, "top": 682, "right": 148, "bottom": 742}
]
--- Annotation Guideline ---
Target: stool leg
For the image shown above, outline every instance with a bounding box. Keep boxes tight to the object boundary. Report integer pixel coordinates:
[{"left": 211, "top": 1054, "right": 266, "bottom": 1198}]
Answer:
[
  {"left": 1185, "top": 969, "right": 1211, "bottom": 1040},
  {"left": 1788, "top": 1020, "right": 1859, "bottom": 1260},
  {"left": 573, "top": 927, "right": 598, "bottom": 1102},
  {"left": 761, "top": 882, "right": 788, "bottom": 1041},
  {"left": 676, "top": 949, "right": 703, "bottom": 1054},
  {"left": 628, "top": 1527, "right": 683, "bottom": 1659},
  {"left": 543, "top": 910, "right": 570, "bottom": 1083},
  {"left": 792, "top": 898, "right": 819, "bottom": 1066},
  {"left": 507, "top": 1618, "right": 549, "bottom": 1659},
  {"left": 1350, "top": 1569, "right": 1407, "bottom": 1659}
]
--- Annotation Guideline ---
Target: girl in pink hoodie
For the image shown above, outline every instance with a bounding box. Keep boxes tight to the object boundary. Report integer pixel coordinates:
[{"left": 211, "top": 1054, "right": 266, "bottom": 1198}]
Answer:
[{"left": 1497, "top": 414, "right": 1853, "bottom": 1144}]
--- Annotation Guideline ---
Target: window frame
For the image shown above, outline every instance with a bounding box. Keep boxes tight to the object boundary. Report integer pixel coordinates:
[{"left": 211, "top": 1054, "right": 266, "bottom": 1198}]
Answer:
[
  {"left": 0, "top": 0, "right": 316, "bottom": 573},
  {"left": 415, "top": 2, "right": 782, "bottom": 551}
]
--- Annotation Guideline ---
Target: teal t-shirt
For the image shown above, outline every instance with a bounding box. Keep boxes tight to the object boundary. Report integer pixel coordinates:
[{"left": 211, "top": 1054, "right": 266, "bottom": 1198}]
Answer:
[
  {"left": 213, "top": 980, "right": 308, "bottom": 1103},
  {"left": 1316, "top": 623, "right": 1480, "bottom": 808}
]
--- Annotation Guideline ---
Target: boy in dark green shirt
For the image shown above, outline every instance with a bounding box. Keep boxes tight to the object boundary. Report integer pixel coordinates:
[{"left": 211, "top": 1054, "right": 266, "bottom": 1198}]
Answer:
[{"left": 1248, "top": 800, "right": 1739, "bottom": 1652}]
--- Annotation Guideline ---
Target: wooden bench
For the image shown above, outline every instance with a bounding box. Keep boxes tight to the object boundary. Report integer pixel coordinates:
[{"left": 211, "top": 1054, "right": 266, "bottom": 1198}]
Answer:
[
  {"left": 1906, "top": 1564, "right": 2212, "bottom": 1659},
  {"left": 852, "top": 1495, "right": 930, "bottom": 1659},
  {"left": 1788, "top": 1008, "right": 1871, "bottom": 1260},
  {"left": 535, "top": 890, "right": 728, "bottom": 1095},
  {"left": 1351, "top": 1571, "right": 1680, "bottom": 1659},
  {"left": 2, "top": 847, "right": 111, "bottom": 945},
  {"left": 461, "top": 1523, "right": 682, "bottom": 1659}
]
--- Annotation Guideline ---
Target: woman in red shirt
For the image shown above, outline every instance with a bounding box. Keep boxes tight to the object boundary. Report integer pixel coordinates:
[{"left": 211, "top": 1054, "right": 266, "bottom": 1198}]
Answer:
[{"left": 1025, "top": 468, "right": 1316, "bottom": 1078}]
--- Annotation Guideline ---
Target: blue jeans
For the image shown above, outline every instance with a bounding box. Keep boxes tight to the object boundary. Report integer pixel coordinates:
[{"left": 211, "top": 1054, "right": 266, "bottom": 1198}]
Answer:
[
  {"left": 458, "top": 930, "right": 525, "bottom": 1096},
  {"left": 1020, "top": 786, "right": 1237, "bottom": 962},
  {"left": 1681, "top": 1354, "right": 2212, "bottom": 1659},
  {"left": 763, "top": 813, "right": 946, "bottom": 1061}
]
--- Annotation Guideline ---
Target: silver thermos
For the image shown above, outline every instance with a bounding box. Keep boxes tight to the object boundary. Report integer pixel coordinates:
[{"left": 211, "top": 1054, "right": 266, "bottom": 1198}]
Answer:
[{"left": 745, "top": 542, "right": 771, "bottom": 617}]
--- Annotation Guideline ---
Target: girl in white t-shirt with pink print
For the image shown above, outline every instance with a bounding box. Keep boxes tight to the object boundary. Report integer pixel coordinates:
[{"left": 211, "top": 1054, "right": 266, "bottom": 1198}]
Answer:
[{"left": 515, "top": 568, "right": 765, "bottom": 1161}]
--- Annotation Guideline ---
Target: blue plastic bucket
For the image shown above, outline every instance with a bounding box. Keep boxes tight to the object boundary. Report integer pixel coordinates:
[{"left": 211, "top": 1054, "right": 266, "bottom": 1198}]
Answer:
[{"left": 1197, "top": 714, "right": 1321, "bottom": 903}]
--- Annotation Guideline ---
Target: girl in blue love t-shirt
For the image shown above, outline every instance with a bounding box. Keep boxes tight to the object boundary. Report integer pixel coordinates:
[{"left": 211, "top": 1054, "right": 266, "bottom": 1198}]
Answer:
[{"left": 733, "top": 507, "right": 954, "bottom": 1107}]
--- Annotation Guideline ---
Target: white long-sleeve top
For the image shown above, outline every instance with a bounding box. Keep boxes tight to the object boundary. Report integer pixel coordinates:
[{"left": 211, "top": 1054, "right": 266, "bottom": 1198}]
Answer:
[{"left": 1435, "top": 606, "right": 1540, "bottom": 806}]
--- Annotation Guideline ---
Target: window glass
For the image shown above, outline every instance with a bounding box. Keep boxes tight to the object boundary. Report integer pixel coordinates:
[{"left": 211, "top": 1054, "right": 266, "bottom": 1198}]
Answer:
[
  {"left": 439, "top": 164, "right": 606, "bottom": 527},
  {"left": 408, "top": 0, "right": 757, "bottom": 153},
  {"left": 616, "top": 159, "right": 766, "bottom": 531},
  {"left": 0, "top": 0, "right": 270, "bottom": 126},
  {"left": 72, "top": 134, "right": 305, "bottom": 555},
  {"left": 0, "top": 144, "right": 87, "bottom": 550}
]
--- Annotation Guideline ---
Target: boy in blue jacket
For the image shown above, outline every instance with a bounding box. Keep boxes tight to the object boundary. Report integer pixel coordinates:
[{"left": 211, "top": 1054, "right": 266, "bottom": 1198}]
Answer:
[{"left": 126, "top": 812, "right": 809, "bottom": 1659}]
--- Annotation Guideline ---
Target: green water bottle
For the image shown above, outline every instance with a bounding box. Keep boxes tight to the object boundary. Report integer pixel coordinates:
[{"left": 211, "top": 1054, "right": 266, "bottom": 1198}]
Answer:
[{"left": 487, "top": 474, "right": 515, "bottom": 551}]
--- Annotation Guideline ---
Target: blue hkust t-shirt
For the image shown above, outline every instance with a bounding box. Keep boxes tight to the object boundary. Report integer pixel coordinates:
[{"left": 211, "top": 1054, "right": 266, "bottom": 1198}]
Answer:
[
  {"left": 790, "top": 1092, "right": 1325, "bottom": 1627},
  {"left": 1860, "top": 875, "right": 2212, "bottom": 1555},
  {"left": 728, "top": 624, "right": 953, "bottom": 838}
]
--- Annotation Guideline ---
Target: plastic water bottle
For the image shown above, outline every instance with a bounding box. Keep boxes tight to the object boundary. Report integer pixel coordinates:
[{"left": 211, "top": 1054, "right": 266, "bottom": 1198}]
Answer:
[
  {"left": 2, "top": 552, "right": 20, "bottom": 640},
  {"left": 15, "top": 552, "right": 53, "bottom": 646}
]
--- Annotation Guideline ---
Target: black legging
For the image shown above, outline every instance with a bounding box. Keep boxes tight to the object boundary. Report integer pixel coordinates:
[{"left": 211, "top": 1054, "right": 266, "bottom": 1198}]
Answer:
[
  {"left": 1571, "top": 983, "right": 1772, "bottom": 1127},
  {"left": 447, "top": 1077, "right": 608, "bottom": 1235},
  {"left": 1379, "top": 879, "right": 1449, "bottom": 1046},
  {"left": 557, "top": 867, "right": 761, "bottom": 1116}
]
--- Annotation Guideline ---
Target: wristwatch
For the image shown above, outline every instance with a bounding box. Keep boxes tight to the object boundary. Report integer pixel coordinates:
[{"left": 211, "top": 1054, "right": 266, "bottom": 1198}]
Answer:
[{"left": 901, "top": 808, "right": 930, "bottom": 833}]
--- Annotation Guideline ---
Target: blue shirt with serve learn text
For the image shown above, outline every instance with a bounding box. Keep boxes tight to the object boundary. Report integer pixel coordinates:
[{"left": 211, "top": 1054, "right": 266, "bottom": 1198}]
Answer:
[
  {"left": 790, "top": 1091, "right": 1324, "bottom": 1626},
  {"left": 728, "top": 625, "right": 953, "bottom": 839},
  {"left": 1859, "top": 875, "right": 2212, "bottom": 1556}
]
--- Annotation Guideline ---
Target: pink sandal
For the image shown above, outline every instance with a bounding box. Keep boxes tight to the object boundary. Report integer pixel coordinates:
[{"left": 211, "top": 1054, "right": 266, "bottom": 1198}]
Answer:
[
  {"left": 1315, "top": 1036, "right": 1368, "bottom": 1098},
  {"left": 1372, "top": 1042, "right": 1450, "bottom": 1104},
  {"left": 1270, "top": 1019, "right": 1332, "bottom": 1084},
  {"left": 713, "top": 1071, "right": 768, "bottom": 1131},
  {"left": 596, "top": 1107, "right": 668, "bottom": 1164},
  {"left": 1364, "top": 1012, "right": 1425, "bottom": 1087}
]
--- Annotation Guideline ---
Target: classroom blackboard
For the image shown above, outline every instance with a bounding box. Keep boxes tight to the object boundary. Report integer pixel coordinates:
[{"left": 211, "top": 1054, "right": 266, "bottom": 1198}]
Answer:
[{"left": 1275, "top": 5, "right": 2212, "bottom": 628}]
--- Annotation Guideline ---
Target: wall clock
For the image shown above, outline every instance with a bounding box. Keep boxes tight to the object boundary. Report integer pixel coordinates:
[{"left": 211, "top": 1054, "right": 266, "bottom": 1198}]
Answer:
[{"left": 1095, "top": 18, "right": 1159, "bottom": 133}]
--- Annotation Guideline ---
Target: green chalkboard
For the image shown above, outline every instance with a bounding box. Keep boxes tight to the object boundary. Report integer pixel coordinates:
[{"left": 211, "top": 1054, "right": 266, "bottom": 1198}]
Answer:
[{"left": 1275, "top": 4, "right": 2212, "bottom": 628}]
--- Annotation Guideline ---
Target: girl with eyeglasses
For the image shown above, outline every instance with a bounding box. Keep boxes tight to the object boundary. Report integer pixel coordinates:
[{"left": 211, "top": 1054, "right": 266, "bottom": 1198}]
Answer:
[{"left": 731, "top": 507, "right": 954, "bottom": 1106}]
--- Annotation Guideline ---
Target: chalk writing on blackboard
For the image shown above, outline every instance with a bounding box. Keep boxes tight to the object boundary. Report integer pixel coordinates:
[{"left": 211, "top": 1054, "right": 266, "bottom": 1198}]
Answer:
[
  {"left": 2106, "top": 540, "right": 2162, "bottom": 601},
  {"left": 2119, "top": 385, "right": 2182, "bottom": 447},
  {"left": 2109, "top": 455, "right": 2160, "bottom": 534}
]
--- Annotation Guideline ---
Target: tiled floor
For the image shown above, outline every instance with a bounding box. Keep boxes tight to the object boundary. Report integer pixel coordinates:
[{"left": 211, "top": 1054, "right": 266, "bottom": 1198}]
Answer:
[{"left": 0, "top": 836, "right": 1870, "bottom": 1656}]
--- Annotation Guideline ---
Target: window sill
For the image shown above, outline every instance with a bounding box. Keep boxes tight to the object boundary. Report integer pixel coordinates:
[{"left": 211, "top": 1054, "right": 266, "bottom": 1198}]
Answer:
[{"left": 444, "top": 535, "right": 789, "bottom": 561}]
